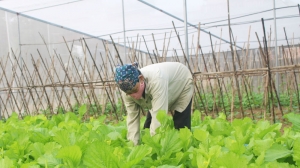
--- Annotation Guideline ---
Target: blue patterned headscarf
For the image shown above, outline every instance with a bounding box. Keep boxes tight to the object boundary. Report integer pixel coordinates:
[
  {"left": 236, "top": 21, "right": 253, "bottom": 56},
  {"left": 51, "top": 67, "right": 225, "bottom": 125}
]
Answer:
[{"left": 115, "top": 62, "right": 140, "bottom": 92}]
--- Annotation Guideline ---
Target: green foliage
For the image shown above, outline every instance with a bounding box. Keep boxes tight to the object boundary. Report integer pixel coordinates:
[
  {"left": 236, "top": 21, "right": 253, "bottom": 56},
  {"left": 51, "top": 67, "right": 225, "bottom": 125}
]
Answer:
[
  {"left": 284, "top": 113, "right": 300, "bottom": 132},
  {"left": 197, "top": 90, "right": 300, "bottom": 114},
  {"left": 264, "top": 143, "right": 292, "bottom": 162},
  {"left": 293, "top": 138, "right": 300, "bottom": 166},
  {"left": 1, "top": 105, "right": 300, "bottom": 167}
]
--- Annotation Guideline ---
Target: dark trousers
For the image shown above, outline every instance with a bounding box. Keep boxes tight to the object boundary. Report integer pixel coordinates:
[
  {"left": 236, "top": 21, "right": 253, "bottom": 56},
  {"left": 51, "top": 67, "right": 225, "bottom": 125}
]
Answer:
[{"left": 143, "top": 99, "right": 192, "bottom": 130}]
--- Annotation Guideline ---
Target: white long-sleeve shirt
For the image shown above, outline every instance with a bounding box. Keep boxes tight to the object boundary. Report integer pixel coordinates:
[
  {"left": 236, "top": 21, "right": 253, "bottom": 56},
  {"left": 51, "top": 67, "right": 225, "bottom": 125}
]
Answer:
[{"left": 121, "top": 62, "right": 194, "bottom": 145}]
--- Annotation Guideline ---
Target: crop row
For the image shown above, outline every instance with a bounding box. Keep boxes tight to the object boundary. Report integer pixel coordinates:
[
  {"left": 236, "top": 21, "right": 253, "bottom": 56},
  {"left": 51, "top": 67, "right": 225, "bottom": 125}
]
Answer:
[{"left": 0, "top": 105, "right": 300, "bottom": 167}]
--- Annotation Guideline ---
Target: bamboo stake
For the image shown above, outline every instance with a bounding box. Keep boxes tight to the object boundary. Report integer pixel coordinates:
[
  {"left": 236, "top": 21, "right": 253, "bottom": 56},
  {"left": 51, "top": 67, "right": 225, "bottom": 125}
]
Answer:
[
  {"left": 0, "top": 54, "right": 16, "bottom": 115},
  {"left": 195, "top": 78, "right": 209, "bottom": 116},
  {"left": 110, "top": 35, "right": 124, "bottom": 66},
  {"left": 0, "top": 94, "right": 9, "bottom": 118},
  {"left": 227, "top": 0, "right": 245, "bottom": 118},
  {"left": 102, "top": 41, "right": 127, "bottom": 115},
  {"left": 80, "top": 40, "right": 102, "bottom": 115},
  {"left": 1, "top": 55, "right": 22, "bottom": 115},
  {"left": 152, "top": 50, "right": 159, "bottom": 63},
  {"left": 63, "top": 38, "right": 95, "bottom": 115},
  {"left": 37, "top": 50, "right": 65, "bottom": 113},
  {"left": 50, "top": 55, "right": 73, "bottom": 113},
  {"left": 195, "top": 23, "right": 201, "bottom": 72},
  {"left": 49, "top": 57, "right": 56, "bottom": 112},
  {"left": 34, "top": 58, "right": 54, "bottom": 114},
  {"left": 82, "top": 38, "right": 119, "bottom": 120},
  {"left": 209, "top": 32, "right": 227, "bottom": 115},
  {"left": 105, "top": 52, "right": 127, "bottom": 116},
  {"left": 31, "top": 55, "right": 53, "bottom": 114},
  {"left": 164, "top": 31, "right": 172, "bottom": 62},
  {"left": 54, "top": 50, "right": 80, "bottom": 106},
  {"left": 137, "top": 38, "right": 142, "bottom": 65},
  {"left": 218, "top": 30, "right": 232, "bottom": 116},
  {"left": 57, "top": 55, "right": 74, "bottom": 112},
  {"left": 9, "top": 51, "right": 30, "bottom": 115},
  {"left": 200, "top": 47, "right": 219, "bottom": 116},
  {"left": 262, "top": 18, "right": 275, "bottom": 123},
  {"left": 86, "top": 44, "right": 101, "bottom": 116},
  {"left": 0, "top": 53, "right": 13, "bottom": 117},
  {"left": 152, "top": 33, "right": 160, "bottom": 59},
  {"left": 192, "top": 26, "right": 210, "bottom": 115},
  {"left": 132, "top": 41, "right": 139, "bottom": 63},
  {"left": 21, "top": 57, "right": 46, "bottom": 112},
  {"left": 74, "top": 56, "right": 101, "bottom": 114},
  {"left": 173, "top": 49, "right": 180, "bottom": 62},
  {"left": 232, "top": 34, "right": 254, "bottom": 119},
  {"left": 0, "top": 54, "right": 9, "bottom": 84},
  {"left": 10, "top": 52, "right": 39, "bottom": 114},
  {"left": 39, "top": 33, "right": 62, "bottom": 113},
  {"left": 135, "top": 34, "right": 140, "bottom": 63},
  {"left": 142, "top": 35, "right": 154, "bottom": 64},
  {"left": 283, "top": 27, "right": 300, "bottom": 112},
  {"left": 172, "top": 21, "right": 191, "bottom": 71},
  {"left": 190, "top": 34, "right": 196, "bottom": 72},
  {"left": 230, "top": 84, "right": 235, "bottom": 122}
]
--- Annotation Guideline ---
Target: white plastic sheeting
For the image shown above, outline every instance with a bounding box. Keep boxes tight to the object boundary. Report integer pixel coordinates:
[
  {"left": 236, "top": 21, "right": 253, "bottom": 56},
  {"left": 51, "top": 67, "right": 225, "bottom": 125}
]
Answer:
[{"left": 0, "top": 0, "right": 299, "bottom": 56}]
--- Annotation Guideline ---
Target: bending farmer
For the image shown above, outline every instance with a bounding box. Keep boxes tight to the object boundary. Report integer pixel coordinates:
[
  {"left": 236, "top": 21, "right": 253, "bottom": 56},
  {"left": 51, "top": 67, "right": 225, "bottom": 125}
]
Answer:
[{"left": 115, "top": 62, "right": 194, "bottom": 145}]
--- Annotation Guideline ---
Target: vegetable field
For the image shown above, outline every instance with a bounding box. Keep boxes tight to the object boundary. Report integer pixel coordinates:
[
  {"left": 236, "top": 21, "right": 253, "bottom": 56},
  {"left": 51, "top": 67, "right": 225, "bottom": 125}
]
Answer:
[{"left": 1, "top": 105, "right": 300, "bottom": 168}]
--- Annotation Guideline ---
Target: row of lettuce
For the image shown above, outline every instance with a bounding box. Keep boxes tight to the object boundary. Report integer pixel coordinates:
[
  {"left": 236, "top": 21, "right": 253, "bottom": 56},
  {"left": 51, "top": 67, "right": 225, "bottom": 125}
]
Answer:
[{"left": 0, "top": 105, "right": 300, "bottom": 167}]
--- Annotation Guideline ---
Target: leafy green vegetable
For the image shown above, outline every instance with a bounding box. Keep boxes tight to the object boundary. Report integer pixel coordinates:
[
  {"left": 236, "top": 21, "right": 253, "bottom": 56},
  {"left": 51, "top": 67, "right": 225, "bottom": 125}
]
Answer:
[
  {"left": 125, "top": 145, "right": 152, "bottom": 167},
  {"left": 78, "top": 104, "right": 87, "bottom": 118},
  {"left": 293, "top": 138, "right": 300, "bottom": 166},
  {"left": 265, "top": 143, "right": 292, "bottom": 162},
  {"left": 37, "top": 153, "right": 62, "bottom": 167},
  {"left": 253, "top": 139, "right": 273, "bottom": 156},
  {"left": 212, "top": 152, "right": 249, "bottom": 167},
  {"left": 179, "top": 127, "right": 192, "bottom": 151},
  {"left": 56, "top": 145, "right": 82, "bottom": 167},
  {"left": 0, "top": 156, "right": 14, "bottom": 168},
  {"left": 83, "top": 141, "right": 119, "bottom": 168},
  {"left": 285, "top": 113, "right": 300, "bottom": 132},
  {"left": 160, "top": 129, "right": 182, "bottom": 158},
  {"left": 1, "top": 105, "right": 300, "bottom": 167}
]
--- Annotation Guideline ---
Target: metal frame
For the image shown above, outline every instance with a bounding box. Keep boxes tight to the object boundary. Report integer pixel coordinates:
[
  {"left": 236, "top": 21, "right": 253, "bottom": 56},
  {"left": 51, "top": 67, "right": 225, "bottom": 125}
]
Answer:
[{"left": 138, "top": 0, "right": 243, "bottom": 49}]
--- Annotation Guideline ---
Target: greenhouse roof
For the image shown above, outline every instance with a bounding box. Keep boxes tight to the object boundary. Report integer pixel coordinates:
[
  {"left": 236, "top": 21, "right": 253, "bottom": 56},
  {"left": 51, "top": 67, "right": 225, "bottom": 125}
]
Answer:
[{"left": 0, "top": 0, "right": 299, "bottom": 55}]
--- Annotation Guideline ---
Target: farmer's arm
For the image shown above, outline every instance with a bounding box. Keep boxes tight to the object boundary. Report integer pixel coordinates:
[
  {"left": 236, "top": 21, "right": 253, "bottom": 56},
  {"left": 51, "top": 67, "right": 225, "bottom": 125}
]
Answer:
[
  {"left": 122, "top": 92, "right": 140, "bottom": 145},
  {"left": 149, "top": 78, "right": 168, "bottom": 136}
]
